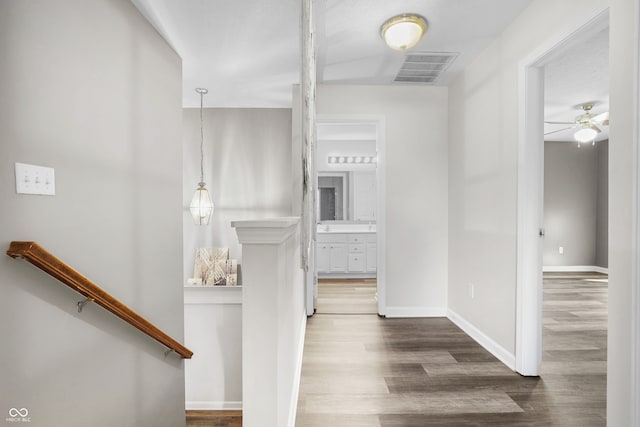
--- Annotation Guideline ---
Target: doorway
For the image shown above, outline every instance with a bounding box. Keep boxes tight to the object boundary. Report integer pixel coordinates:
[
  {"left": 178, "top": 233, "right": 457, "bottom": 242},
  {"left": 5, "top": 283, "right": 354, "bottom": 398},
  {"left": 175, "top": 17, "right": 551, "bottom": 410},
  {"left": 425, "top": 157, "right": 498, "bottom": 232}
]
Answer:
[
  {"left": 516, "top": 8, "right": 609, "bottom": 376},
  {"left": 311, "top": 115, "right": 386, "bottom": 316}
]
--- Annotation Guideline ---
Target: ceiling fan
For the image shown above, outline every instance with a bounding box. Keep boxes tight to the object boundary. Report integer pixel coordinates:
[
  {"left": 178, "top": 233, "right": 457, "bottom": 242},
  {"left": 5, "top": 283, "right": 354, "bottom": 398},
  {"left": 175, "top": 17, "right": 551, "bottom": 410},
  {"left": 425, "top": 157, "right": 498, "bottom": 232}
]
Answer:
[{"left": 544, "top": 103, "right": 609, "bottom": 143}]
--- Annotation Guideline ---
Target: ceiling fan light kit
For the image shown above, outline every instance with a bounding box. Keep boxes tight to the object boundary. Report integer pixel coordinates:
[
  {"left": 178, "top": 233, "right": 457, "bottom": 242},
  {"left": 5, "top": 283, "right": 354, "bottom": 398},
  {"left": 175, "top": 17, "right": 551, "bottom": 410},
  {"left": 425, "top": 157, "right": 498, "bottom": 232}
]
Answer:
[
  {"left": 544, "top": 102, "right": 609, "bottom": 145},
  {"left": 380, "top": 14, "right": 427, "bottom": 51},
  {"left": 574, "top": 126, "right": 599, "bottom": 143}
]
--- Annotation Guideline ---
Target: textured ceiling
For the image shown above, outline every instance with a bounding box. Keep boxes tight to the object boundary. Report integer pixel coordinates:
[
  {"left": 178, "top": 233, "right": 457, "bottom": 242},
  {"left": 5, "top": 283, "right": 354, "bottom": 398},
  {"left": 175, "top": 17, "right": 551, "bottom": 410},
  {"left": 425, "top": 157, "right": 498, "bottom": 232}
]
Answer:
[
  {"left": 543, "top": 23, "right": 609, "bottom": 142},
  {"left": 131, "top": 0, "right": 532, "bottom": 108}
]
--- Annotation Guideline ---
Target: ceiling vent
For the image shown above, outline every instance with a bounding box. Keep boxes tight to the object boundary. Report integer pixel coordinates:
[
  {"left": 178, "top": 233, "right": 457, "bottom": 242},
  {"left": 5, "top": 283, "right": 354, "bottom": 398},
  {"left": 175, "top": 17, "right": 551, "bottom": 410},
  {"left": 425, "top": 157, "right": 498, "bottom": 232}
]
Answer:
[{"left": 394, "top": 52, "right": 458, "bottom": 84}]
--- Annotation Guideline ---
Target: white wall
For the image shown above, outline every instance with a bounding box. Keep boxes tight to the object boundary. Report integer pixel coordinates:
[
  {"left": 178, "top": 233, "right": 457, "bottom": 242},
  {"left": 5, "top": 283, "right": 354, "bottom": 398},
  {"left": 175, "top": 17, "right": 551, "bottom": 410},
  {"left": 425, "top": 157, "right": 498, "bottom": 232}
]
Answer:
[
  {"left": 595, "top": 140, "right": 608, "bottom": 268},
  {"left": 184, "top": 289, "right": 242, "bottom": 409},
  {"left": 182, "top": 108, "right": 292, "bottom": 409},
  {"left": 0, "top": 1, "right": 185, "bottom": 426},
  {"left": 310, "top": 85, "right": 449, "bottom": 315},
  {"left": 448, "top": 0, "right": 608, "bottom": 359},
  {"left": 182, "top": 108, "right": 293, "bottom": 282},
  {"left": 607, "top": 0, "right": 639, "bottom": 423}
]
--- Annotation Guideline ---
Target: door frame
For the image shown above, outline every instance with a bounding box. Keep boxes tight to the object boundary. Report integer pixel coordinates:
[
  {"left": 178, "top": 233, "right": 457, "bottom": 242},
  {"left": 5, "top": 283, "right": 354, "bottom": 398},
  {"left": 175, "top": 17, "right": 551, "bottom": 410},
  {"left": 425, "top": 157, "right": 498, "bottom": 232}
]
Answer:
[
  {"left": 515, "top": 6, "right": 610, "bottom": 376},
  {"left": 313, "top": 115, "right": 387, "bottom": 316}
]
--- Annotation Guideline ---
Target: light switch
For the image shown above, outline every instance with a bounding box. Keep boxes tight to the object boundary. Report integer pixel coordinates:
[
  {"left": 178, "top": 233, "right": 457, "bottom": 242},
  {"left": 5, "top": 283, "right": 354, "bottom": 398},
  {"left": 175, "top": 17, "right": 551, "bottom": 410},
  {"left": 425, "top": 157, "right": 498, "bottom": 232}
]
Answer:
[{"left": 15, "top": 163, "right": 55, "bottom": 195}]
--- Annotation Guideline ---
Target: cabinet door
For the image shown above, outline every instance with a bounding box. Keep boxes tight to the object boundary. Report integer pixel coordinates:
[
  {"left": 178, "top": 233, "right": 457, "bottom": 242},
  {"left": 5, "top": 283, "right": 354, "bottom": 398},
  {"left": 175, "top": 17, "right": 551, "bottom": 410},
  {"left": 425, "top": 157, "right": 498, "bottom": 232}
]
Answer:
[
  {"left": 316, "top": 243, "right": 331, "bottom": 273},
  {"left": 366, "top": 243, "right": 377, "bottom": 273},
  {"left": 348, "top": 253, "right": 365, "bottom": 272},
  {"left": 329, "top": 243, "right": 348, "bottom": 272}
]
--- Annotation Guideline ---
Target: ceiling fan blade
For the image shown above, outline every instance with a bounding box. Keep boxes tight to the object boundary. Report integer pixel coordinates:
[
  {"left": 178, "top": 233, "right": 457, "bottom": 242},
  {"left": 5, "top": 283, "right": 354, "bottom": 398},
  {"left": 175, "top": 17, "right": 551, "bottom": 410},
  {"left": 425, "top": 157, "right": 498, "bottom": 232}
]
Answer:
[
  {"left": 544, "top": 121, "right": 575, "bottom": 125},
  {"left": 592, "top": 111, "right": 609, "bottom": 122},
  {"left": 544, "top": 126, "right": 575, "bottom": 136}
]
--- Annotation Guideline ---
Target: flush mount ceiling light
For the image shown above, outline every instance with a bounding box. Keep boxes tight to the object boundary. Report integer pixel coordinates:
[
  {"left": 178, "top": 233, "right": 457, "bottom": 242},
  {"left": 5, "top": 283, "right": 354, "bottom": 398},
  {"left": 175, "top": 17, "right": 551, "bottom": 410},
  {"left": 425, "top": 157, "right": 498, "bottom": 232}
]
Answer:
[
  {"left": 380, "top": 14, "right": 428, "bottom": 51},
  {"left": 189, "top": 88, "right": 214, "bottom": 225}
]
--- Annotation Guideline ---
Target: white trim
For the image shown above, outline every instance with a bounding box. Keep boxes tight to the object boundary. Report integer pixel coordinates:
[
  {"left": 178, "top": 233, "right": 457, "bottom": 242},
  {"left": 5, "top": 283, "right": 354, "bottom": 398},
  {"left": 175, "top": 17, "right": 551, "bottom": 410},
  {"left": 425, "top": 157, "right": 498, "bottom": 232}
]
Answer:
[
  {"left": 515, "top": 6, "right": 610, "bottom": 377},
  {"left": 516, "top": 63, "right": 544, "bottom": 377},
  {"left": 315, "top": 115, "right": 387, "bottom": 316},
  {"left": 184, "top": 286, "right": 243, "bottom": 305},
  {"left": 448, "top": 309, "right": 516, "bottom": 371},
  {"left": 543, "top": 265, "right": 609, "bottom": 274},
  {"left": 185, "top": 401, "right": 243, "bottom": 411},
  {"left": 232, "top": 217, "right": 300, "bottom": 245},
  {"left": 287, "top": 311, "right": 307, "bottom": 427},
  {"left": 385, "top": 306, "right": 447, "bottom": 318},
  {"left": 632, "top": 0, "right": 640, "bottom": 424}
]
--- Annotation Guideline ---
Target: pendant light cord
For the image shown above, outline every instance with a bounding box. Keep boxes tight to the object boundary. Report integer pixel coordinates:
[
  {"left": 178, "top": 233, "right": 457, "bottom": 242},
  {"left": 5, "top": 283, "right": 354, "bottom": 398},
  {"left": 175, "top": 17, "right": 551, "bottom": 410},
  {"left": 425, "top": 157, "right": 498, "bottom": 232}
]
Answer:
[
  {"left": 199, "top": 89, "right": 205, "bottom": 185},
  {"left": 195, "top": 87, "right": 208, "bottom": 186}
]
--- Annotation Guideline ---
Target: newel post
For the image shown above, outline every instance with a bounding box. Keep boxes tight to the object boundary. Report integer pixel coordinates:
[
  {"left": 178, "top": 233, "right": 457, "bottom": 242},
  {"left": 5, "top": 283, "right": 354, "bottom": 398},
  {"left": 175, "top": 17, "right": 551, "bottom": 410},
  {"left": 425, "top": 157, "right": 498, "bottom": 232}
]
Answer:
[{"left": 232, "top": 217, "right": 304, "bottom": 427}]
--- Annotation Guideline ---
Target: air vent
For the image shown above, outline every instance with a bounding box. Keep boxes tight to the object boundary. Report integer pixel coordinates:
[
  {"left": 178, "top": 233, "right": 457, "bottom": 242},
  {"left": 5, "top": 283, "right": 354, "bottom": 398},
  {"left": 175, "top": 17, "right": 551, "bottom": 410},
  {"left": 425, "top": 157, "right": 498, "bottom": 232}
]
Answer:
[{"left": 394, "top": 52, "right": 458, "bottom": 84}]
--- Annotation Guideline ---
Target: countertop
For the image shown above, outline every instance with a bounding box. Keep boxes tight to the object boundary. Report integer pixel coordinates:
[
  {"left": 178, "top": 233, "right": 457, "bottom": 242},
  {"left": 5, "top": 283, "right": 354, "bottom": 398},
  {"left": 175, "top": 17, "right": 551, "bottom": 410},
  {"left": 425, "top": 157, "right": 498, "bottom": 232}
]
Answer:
[{"left": 316, "top": 224, "right": 376, "bottom": 234}]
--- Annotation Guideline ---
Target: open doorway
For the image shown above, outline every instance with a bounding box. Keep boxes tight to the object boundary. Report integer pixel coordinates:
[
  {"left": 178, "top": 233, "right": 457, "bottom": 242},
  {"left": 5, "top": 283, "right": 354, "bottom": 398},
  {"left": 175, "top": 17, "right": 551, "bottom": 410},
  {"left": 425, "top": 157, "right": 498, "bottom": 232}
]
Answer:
[
  {"left": 312, "top": 116, "right": 385, "bottom": 315},
  {"left": 516, "top": 7, "right": 609, "bottom": 380},
  {"left": 538, "top": 24, "right": 609, "bottom": 415}
]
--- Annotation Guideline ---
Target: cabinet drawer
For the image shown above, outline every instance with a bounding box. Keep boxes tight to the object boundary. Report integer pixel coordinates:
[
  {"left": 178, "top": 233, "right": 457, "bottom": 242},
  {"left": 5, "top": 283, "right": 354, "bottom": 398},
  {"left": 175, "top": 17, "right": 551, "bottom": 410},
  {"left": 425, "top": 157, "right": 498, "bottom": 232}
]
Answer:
[
  {"left": 348, "top": 244, "right": 364, "bottom": 253},
  {"left": 348, "top": 254, "right": 365, "bottom": 272},
  {"left": 366, "top": 234, "right": 377, "bottom": 243},
  {"left": 347, "top": 234, "right": 367, "bottom": 243},
  {"left": 317, "top": 233, "right": 347, "bottom": 243}
]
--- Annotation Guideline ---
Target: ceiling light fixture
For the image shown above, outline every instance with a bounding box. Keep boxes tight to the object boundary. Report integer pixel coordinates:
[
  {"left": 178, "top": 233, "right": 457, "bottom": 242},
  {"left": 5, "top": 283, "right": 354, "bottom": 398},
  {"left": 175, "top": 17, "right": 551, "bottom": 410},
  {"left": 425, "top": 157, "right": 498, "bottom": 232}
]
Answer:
[
  {"left": 189, "top": 88, "right": 214, "bottom": 225},
  {"left": 380, "top": 14, "right": 428, "bottom": 51},
  {"left": 574, "top": 126, "right": 598, "bottom": 143},
  {"left": 327, "top": 155, "right": 377, "bottom": 165}
]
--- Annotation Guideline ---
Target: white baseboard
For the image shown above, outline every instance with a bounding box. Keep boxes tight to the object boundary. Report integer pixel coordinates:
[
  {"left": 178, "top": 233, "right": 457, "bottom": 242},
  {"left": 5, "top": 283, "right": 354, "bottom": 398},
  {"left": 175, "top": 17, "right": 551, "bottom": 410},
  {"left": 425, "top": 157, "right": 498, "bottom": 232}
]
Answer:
[
  {"left": 447, "top": 309, "right": 516, "bottom": 371},
  {"left": 185, "top": 401, "right": 243, "bottom": 411},
  {"left": 288, "top": 311, "right": 307, "bottom": 427},
  {"left": 384, "top": 306, "right": 447, "bottom": 318},
  {"left": 543, "top": 265, "right": 609, "bottom": 274}
]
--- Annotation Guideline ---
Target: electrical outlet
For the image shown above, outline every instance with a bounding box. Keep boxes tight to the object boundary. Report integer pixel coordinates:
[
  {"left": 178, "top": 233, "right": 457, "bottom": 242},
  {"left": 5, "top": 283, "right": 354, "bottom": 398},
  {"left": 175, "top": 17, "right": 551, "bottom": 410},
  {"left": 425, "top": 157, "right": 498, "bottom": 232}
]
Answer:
[
  {"left": 15, "top": 163, "right": 55, "bottom": 195},
  {"left": 469, "top": 283, "right": 475, "bottom": 299},
  {"left": 559, "top": 246, "right": 564, "bottom": 255}
]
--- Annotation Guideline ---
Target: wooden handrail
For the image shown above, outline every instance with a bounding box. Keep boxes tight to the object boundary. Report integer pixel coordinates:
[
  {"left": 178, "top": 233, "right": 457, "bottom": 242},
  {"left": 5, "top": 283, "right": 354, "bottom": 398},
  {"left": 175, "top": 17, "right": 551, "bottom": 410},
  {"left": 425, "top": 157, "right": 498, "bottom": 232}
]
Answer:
[{"left": 7, "top": 241, "right": 193, "bottom": 359}]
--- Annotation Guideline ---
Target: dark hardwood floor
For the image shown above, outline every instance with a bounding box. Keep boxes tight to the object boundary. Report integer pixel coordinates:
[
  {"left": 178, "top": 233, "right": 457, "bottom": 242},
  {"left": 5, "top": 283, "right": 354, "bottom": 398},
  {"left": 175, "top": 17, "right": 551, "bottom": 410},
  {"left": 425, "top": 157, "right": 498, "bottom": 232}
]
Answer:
[
  {"left": 186, "top": 273, "right": 607, "bottom": 426},
  {"left": 295, "top": 274, "right": 607, "bottom": 426},
  {"left": 186, "top": 410, "right": 242, "bottom": 427}
]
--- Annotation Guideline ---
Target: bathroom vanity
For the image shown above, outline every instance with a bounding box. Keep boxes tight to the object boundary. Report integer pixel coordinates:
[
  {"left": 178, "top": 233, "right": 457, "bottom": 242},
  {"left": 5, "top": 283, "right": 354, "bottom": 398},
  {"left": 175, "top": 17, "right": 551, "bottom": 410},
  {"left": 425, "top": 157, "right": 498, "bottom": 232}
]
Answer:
[{"left": 316, "top": 223, "right": 376, "bottom": 278}]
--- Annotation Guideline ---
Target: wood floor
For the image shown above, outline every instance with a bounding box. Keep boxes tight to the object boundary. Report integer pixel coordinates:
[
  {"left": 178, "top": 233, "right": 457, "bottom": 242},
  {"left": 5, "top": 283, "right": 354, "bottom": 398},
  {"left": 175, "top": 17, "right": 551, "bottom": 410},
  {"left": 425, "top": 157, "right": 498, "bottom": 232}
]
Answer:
[
  {"left": 186, "top": 273, "right": 607, "bottom": 426},
  {"left": 295, "top": 274, "right": 607, "bottom": 426}
]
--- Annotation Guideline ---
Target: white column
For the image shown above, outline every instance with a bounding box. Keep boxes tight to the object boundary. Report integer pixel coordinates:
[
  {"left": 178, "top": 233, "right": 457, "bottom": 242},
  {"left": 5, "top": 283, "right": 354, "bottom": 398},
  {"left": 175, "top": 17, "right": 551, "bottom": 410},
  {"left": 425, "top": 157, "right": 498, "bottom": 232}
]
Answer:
[{"left": 232, "top": 217, "right": 305, "bottom": 427}]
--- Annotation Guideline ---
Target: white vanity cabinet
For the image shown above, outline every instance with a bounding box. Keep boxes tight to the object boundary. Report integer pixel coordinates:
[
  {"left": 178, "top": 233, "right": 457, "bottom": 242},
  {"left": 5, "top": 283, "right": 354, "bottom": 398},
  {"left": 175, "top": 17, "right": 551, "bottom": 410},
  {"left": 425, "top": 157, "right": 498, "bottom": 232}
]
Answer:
[
  {"left": 365, "top": 234, "right": 378, "bottom": 274},
  {"left": 317, "top": 232, "right": 376, "bottom": 277}
]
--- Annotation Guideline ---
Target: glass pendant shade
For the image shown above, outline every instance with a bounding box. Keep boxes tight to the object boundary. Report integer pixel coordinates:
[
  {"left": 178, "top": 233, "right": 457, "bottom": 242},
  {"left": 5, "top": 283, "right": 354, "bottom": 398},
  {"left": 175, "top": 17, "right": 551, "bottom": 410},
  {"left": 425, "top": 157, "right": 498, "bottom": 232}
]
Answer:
[
  {"left": 574, "top": 127, "right": 598, "bottom": 143},
  {"left": 381, "top": 14, "right": 427, "bottom": 51},
  {"left": 190, "top": 183, "right": 214, "bottom": 225},
  {"left": 191, "top": 87, "right": 214, "bottom": 226}
]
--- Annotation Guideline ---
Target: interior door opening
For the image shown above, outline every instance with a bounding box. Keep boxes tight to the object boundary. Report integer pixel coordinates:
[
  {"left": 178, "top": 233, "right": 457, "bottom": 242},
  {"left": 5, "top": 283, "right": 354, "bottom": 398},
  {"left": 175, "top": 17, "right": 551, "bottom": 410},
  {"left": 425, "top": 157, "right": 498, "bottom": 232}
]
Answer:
[
  {"left": 311, "top": 116, "right": 386, "bottom": 316},
  {"left": 516, "top": 7, "right": 609, "bottom": 377}
]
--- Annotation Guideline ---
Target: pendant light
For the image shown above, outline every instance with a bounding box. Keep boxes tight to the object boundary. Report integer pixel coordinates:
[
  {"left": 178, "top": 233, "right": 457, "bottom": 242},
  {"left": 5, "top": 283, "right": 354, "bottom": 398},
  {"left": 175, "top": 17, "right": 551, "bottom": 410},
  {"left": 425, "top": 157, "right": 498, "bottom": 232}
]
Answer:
[{"left": 189, "top": 88, "right": 214, "bottom": 225}]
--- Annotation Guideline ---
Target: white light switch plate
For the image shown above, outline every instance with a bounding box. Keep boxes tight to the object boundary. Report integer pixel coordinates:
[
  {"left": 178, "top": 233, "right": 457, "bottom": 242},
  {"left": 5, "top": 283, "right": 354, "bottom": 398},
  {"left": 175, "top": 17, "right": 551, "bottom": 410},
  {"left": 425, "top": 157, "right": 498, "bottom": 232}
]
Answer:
[{"left": 15, "top": 162, "right": 55, "bottom": 195}]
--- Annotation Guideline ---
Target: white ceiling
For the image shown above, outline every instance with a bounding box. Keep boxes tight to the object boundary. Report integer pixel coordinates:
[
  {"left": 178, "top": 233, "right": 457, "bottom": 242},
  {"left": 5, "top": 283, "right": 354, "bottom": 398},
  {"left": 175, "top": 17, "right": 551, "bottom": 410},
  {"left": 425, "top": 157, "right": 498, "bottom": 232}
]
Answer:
[
  {"left": 543, "top": 23, "right": 610, "bottom": 143},
  {"left": 131, "top": 0, "right": 532, "bottom": 108},
  {"left": 131, "top": 0, "right": 609, "bottom": 143}
]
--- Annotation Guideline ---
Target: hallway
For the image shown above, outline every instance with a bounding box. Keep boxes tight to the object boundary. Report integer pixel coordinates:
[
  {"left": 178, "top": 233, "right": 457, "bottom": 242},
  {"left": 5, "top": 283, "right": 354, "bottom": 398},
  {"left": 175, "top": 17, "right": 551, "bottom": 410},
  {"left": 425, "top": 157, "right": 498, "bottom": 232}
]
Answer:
[{"left": 295, "top": 274, "right": 607, "bottom": 426}]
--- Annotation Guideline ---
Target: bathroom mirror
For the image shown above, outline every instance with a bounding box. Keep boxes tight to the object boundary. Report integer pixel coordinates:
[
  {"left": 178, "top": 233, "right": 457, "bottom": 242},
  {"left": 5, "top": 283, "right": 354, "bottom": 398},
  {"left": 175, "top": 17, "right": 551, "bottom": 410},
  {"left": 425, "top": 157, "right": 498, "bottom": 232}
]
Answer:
[{"left": 318, "top": 173, "right": 347, "bottom": 221}]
